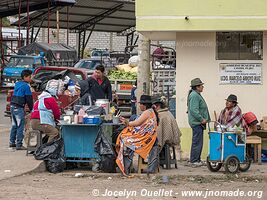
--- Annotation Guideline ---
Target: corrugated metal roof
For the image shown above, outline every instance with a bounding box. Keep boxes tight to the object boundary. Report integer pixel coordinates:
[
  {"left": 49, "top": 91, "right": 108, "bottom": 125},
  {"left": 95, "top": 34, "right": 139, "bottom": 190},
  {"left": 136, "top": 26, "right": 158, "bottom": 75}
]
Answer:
[
  {"left": 13, "top": 0, "right": 135, "bottom": 33},
  {"left": 0, "top": 0, "right": 75, "bottom": 17}
]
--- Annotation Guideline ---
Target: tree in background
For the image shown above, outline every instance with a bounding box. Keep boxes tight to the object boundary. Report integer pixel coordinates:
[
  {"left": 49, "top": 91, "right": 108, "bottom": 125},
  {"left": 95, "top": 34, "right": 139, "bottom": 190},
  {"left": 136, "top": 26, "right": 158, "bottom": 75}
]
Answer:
[{"left": 2, "top": 17, "right": 11, "bottom": 27}]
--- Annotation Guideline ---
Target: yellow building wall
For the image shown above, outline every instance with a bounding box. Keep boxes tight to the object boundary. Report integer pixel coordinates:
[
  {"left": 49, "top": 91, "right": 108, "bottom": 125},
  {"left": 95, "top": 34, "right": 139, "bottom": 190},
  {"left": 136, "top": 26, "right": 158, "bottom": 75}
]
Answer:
[
  {"left": 180, "top": 128, "right": 209, "bottom": 160},
  {"left": 136, "top": 0, "right": 267, "bottom": 31}
]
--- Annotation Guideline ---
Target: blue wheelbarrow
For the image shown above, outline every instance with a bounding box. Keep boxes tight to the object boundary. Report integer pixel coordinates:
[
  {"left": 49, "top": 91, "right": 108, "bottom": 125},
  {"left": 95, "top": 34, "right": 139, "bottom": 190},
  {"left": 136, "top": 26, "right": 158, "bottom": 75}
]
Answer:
[{"left": 207, "top": 121, "right": 251, "bottom": 173}]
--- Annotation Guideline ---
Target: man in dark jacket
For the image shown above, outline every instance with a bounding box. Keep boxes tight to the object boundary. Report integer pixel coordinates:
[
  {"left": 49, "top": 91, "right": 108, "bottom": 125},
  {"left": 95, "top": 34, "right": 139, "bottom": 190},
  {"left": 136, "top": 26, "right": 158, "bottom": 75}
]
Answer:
[
  {"left": 9, "top": 69, "right": 33, "bottom": 150},
  {"left": 81, "top": 65, "right": 112, "bottom": 104}
]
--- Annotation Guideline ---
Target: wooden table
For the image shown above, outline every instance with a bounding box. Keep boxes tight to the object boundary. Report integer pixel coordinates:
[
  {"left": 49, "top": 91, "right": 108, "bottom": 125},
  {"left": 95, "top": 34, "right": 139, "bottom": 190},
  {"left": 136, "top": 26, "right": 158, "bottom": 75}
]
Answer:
[
  {"left": 247, "top": 136, "right": 262, "bottom": 164},
  {"left": 251, "top": 130, "right": 267, "bottom": 138},
  {"left": 248, "top": 130, "right": 267, "bottom": 164}
]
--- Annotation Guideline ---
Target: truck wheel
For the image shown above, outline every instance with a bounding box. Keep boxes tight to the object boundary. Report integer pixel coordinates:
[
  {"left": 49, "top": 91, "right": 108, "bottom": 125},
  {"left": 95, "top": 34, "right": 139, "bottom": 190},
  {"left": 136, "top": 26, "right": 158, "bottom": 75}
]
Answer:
[
  {"left": 239, "top": 156, "right": 251, "bottom": 172},
  {"left": 206, "top": 155, "right": 222, "bottom": 172},
  {"left": 224, "top": 156, "right": 240, "bottom": 173}
]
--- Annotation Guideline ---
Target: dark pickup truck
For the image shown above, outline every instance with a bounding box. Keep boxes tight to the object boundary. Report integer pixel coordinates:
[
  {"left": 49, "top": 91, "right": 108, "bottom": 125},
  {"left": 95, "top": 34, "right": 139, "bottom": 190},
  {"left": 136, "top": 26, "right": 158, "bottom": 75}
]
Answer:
[{"left": 5, "top": 66, "right": 88, "bottom": 118}]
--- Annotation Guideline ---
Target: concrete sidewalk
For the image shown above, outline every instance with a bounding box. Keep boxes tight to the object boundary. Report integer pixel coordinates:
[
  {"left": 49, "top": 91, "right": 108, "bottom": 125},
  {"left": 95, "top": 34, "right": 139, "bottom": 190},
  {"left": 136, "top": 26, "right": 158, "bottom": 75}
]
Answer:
[
  {"left": 0, "top": 124, "right": 266, "bottom": 182},
  {"left": 0, "top": 125, "right": 43, "bottom": 181}
]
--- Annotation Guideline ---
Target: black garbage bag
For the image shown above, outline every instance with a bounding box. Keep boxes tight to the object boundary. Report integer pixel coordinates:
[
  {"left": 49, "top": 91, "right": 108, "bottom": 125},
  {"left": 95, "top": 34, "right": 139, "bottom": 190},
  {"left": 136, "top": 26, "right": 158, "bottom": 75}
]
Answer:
[
  {"left": 34, "top": 138, "right": 64, "bottom": 160},
  {"left": 46, "top": 158, "right": 65, "bottom": 174},
  {"left": 34, "top": 138, "right": 66, "bottom": 173},
  {"left": 99, "top": 155, "right": 116, "bottom": 173},
  {"left": 94, "top": 128, "right": 116, "bottom": 173}
]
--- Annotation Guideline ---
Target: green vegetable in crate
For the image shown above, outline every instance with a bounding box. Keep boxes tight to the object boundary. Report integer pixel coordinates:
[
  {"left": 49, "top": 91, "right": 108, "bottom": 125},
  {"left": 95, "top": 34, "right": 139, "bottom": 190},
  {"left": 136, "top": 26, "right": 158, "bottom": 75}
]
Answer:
[{"left": 108, "top": 69, "right": 137, "bottom": 80}]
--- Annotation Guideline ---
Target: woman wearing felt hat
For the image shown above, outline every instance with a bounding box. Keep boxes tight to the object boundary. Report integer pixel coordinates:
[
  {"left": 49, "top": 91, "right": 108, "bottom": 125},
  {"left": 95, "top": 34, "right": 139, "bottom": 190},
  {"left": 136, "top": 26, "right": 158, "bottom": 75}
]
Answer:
[
  {"left": 187, "top": 78, "right": 210, "bottom": 167},
  {"left": 116, "top": 94, "right": 159, "bottom": 177},
  {"left": 218, "top": 94, "right": 243, "bottom": 129}
]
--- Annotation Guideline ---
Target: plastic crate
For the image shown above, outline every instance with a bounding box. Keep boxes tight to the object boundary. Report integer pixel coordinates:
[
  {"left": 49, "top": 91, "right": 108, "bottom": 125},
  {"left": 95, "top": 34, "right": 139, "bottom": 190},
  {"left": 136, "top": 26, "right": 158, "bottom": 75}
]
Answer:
[{"left": 83, "top": 117, "right": 102, "bottom": 125}]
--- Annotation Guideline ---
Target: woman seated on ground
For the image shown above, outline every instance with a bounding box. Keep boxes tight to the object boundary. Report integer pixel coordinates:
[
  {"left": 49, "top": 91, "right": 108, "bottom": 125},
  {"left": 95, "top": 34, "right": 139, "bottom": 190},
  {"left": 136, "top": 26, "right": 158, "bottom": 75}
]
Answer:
[{"left": 116, "top": 95, "right": 159, "bottom": 177}]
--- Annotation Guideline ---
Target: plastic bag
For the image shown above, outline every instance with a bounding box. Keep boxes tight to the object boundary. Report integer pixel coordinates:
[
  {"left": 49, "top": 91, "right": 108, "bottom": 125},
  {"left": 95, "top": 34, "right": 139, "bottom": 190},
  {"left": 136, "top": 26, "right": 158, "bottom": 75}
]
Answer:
[
  {"left": 34, "top": 138, "right": 66, "bottom": 173},
  {"left": 34, "top": 138, "right": 64, "bottom": 160},
  {"left": 94, "top": 128, "right": 114, "bottom": 155},
  {"left": 94, "top": 128, "right": 116, "bottom": 173},
  {"left": 86, "top": 106, "right": 105, "bottom": 116},
  {"left": 46, "top": 158, "right": 65, "bottom": 174},
  {"left": 128, "top": 55, "right": 139, "bottom": 67},
  {"left": 99, "top": 155, "right": 116, "bottom": 173}
]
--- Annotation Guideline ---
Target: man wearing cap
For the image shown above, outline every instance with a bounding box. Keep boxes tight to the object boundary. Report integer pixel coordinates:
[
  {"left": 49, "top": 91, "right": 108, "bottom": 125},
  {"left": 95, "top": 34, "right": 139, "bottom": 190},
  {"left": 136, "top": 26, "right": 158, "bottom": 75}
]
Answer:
[
  {"left": 152, "top": 96, "right": 181, "bottom": 155},
  {"left": 218, "top": 94, "right": 242, "bottom": 129},
  {"left": 187, "top": 78, "right": 210, "bottom": 166}
]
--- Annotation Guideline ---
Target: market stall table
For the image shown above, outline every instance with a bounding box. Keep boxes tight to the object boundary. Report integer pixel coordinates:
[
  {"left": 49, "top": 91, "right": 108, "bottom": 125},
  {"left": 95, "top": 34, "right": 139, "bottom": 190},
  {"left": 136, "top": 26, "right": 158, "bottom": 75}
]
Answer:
[
  {"left": 249, "top": 130, "right": 267, "bottom": 164},
  {"left": 60, "top": 123, "right": 121, "bottom": 163}
]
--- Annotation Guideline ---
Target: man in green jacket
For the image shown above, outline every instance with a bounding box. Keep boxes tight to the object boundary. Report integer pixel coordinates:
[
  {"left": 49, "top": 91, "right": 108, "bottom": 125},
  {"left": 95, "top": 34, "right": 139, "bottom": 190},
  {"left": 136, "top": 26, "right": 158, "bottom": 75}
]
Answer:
[{"left": 188, "top": 78, "right": 210, "bottom": 166}]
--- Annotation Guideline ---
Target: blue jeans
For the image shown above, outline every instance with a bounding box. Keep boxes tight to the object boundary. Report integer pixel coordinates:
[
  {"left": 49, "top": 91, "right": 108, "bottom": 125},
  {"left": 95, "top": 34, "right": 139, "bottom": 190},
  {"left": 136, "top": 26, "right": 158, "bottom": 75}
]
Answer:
[
  {"left": 10, "top": 105, "right": 25, "bottom": 147},
  {"left": 190, "top": 125, "right": 204, "bottom": 163}
]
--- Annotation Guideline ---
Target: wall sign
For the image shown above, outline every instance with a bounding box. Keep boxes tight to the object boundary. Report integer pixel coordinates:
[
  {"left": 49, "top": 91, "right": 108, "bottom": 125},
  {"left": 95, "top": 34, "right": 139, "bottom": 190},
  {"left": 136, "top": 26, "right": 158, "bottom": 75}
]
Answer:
[{"left": 219, "top": 63, "right": 262, "bottom": 85}]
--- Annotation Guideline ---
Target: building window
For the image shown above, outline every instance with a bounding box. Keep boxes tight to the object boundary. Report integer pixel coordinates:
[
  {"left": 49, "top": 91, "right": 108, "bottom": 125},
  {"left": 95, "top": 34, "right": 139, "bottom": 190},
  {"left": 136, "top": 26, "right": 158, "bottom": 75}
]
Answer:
[{"left": 216, "top": 32, "right": 263, "bottom": 60}]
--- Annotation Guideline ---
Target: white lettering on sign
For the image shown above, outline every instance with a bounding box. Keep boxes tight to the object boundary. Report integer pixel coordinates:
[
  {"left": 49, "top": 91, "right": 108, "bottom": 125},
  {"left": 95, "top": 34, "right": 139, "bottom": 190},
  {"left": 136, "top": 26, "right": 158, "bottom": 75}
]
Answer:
[{"left": 219, "top": 63, "right": 262, "bottom": 85}]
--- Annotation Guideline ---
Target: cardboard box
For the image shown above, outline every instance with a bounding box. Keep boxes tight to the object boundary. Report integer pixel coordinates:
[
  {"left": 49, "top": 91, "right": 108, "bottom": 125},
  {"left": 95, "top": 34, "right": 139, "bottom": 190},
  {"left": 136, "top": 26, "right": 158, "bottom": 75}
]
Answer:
[
  {"left": 260, "top": 116, "right": 267, "bottom": 130},
  {"left": 262, "top": 116, "right": 267, "bottom": 123}
]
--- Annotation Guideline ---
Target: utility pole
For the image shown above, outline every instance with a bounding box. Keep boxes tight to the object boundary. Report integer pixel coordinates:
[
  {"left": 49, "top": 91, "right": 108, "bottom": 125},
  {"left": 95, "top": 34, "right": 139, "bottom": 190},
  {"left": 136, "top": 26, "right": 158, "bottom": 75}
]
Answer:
[
  {"left": 136, "top": 34, "right": 151, "bottom": 114},
  {"left": 56, "top": 10, "right": 60, "bottom": 43}
]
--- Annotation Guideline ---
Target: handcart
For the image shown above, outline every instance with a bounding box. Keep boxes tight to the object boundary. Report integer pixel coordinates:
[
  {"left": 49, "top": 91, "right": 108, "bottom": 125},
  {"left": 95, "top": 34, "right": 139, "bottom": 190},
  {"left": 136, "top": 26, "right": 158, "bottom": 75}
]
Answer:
[{"left": 207, "top": 121, "right": 251, "bottom": 173}]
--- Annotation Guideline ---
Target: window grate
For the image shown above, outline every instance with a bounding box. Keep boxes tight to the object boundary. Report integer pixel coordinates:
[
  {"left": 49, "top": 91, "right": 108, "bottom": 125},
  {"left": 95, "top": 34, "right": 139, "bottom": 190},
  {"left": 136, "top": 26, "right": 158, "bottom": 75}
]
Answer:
[{"left": 216, "top": 32, "right": 263, "bottom": 60}]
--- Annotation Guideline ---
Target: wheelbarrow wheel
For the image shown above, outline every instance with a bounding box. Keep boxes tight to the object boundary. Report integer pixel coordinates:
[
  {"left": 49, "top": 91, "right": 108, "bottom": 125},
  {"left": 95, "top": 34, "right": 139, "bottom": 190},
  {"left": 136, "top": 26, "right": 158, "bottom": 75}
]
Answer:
[
  {"left": 224, "top": 156, "right": 240, "bottom": 173},
  {"left": 239, "top": 156, "right": 251, "bottom": 172},
  {"left": 206, "top": 156, "right": 222, "bottom": 172}
]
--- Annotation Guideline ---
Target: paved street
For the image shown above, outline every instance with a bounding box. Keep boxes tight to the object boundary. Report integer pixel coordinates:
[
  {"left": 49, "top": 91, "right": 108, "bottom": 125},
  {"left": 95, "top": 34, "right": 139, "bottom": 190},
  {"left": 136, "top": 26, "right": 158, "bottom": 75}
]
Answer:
[
  {"left": 0, "top": 121, "right": 42, "bottom": 181},
  {"left": 0, "top": 93, "right": 11, "bottom": 126},
  {"left": 0, "top": 168, "right": 266, "bottom": 200}
]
